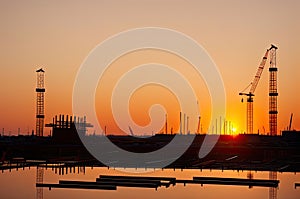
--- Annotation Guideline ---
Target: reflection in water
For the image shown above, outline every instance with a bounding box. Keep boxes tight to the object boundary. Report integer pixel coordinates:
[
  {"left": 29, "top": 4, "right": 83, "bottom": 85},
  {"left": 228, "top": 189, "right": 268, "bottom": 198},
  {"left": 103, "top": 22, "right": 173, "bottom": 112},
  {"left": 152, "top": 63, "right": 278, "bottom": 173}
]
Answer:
[
  {"left": 37, "top": 173, "right": 279, "bottom": 191},
  {"left": 36, "top": 167, "right": 44, "bottom": 199},
  {"left": 269, "top": 171, "right": 278, "bottom": 199},
  {"left": 0, "top": 166, "right": 299, "bottom": 199}
]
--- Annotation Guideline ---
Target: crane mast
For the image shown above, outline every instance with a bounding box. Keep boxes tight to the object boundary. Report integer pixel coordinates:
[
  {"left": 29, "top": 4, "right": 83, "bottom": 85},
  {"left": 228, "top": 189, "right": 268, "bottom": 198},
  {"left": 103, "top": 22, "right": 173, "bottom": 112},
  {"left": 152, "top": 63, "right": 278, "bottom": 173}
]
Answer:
[
  {"left": 269, "top": 45, "right": 278, "bottom": 136},
  {"left": 36, "top": 68, "right": 45, "bottom": 136}
]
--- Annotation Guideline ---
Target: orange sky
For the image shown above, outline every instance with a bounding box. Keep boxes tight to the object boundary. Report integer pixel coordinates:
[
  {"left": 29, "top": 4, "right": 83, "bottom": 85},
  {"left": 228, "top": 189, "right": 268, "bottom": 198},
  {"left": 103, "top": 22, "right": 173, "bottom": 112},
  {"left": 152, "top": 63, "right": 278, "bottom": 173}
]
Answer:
[
  {"left": 0, "top": 0, "right": 299, "bottom": 135},
  {"left": 94, "top": 49, "right": 211, "bottom": 135}
]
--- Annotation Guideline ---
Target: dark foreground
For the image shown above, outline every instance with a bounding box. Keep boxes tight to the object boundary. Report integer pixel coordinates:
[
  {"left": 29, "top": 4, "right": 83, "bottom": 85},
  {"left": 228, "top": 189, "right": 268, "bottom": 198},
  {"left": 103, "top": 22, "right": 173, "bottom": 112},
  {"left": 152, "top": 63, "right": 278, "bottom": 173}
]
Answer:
[{"left": 0, "top": 133, "right": 300, "bottom": 172}]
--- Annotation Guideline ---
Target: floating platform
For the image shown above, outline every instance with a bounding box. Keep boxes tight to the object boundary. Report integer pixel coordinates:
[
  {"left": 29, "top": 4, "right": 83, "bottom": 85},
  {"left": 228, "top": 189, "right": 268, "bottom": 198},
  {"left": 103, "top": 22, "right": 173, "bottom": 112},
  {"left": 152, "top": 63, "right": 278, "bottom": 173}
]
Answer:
[
  {"left": 61, "top": 179, "right": 159, "bottom": 189},
  {"left": 98, "top": 175, "right": 176, "bottom": 187},
  {"left": 36, "top": 175, "right": 279, "bottom": 191},
  {"left": 190, "top": 176, "right": 279, "bottom": 188},
  {"left": 36, "top": 183, "right": 116, "bottom": 190}
]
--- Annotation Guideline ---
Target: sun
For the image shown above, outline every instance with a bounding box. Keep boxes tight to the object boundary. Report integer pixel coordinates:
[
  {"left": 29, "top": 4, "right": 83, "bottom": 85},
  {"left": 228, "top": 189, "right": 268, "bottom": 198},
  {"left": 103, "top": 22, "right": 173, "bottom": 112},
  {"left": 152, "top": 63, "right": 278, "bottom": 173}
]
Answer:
[
  {"left": 230, "top": 125, "right": 240, "bottom": 136},
  {"left": 231, "top": 127, "right": 237, "bottom": 133}
]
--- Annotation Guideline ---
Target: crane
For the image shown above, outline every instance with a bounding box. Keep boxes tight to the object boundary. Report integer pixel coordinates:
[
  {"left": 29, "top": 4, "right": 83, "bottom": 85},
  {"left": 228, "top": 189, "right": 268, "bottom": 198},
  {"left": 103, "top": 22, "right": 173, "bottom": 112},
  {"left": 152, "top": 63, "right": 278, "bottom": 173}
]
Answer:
[{"left": 239, "top": 45, "right": 276, "bottom": 134}]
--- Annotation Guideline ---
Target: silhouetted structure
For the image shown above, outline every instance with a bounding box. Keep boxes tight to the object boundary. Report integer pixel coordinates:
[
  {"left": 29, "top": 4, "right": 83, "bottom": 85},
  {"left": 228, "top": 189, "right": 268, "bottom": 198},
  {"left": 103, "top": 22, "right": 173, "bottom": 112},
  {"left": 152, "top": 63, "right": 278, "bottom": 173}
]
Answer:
[
  {"left": 36, "top": 175, "right": 279, "bottom": 191},
  {"left": 269, "top": 45, "right": 278, "bottom": 136},
  {"left": 46, "top": 115, "right": 93, "bottom": 144},
  {"left": 239, "top": 45, "right": 278, "bottom": 135},
  {"left": 282, "top": 130, "right": 300, "bottom": 138},
  {"left": 35, "top": 68, "right": 45, "bottom": 137}
]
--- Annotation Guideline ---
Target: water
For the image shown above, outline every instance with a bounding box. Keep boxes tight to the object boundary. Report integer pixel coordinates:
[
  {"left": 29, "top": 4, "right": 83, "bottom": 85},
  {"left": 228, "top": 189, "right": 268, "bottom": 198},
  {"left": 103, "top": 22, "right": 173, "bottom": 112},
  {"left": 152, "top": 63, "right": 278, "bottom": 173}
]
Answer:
[{"left": 0, "top": 167, "right": 299, "bottom": 199}]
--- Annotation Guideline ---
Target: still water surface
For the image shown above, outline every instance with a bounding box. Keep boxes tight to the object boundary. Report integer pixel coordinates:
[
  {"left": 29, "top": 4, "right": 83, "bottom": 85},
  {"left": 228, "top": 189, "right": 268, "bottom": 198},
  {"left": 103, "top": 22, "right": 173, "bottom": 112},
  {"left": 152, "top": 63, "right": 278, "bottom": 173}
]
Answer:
[{"left": 0, "top": 167, "right": 299, "bottom": 199}]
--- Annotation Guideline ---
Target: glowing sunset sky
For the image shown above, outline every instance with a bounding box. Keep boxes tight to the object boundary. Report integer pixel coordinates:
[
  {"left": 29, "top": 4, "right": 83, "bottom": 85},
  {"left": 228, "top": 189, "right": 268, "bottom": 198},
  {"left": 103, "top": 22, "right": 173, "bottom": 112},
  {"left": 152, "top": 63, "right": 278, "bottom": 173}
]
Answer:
[{"left": 0, "top": 0, "right": 299, "bottom": 135}]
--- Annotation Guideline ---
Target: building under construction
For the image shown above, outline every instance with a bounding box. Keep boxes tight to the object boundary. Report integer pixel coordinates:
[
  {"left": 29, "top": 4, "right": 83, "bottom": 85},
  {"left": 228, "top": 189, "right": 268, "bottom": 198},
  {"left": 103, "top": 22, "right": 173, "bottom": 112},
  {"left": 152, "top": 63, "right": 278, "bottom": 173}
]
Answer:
[{"left": 46, "top": 115, "right": 93, "bottom": 144}]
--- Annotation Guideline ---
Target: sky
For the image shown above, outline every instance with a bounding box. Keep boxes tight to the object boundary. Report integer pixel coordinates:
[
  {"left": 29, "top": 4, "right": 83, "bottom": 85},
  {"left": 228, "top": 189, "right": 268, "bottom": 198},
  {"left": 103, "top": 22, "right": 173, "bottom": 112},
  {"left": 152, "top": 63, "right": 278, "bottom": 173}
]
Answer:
[{"left": 0, "top": 0, "right": 299, "bottom": 136}]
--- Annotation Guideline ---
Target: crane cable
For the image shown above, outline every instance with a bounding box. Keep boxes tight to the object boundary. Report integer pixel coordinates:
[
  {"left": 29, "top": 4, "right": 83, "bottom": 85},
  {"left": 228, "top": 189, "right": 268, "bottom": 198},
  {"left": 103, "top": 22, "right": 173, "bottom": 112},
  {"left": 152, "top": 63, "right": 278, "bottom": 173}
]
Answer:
[
  {"left": 241, "top": 82, "right": 252, "bottom": 93},
  {"left": 240, "top": 82, "right": 252, "bottom": 103}
]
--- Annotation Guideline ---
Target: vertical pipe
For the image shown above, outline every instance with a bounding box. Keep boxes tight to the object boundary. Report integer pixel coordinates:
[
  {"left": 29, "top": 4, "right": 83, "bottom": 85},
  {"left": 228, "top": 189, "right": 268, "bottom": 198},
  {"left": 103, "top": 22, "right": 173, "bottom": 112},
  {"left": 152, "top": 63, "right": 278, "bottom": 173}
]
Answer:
[
  {"left": 165, "top": 114, "right": 168, "bottom": 134},
  {"left": 227, "top": 121, "right": 229, "bottom": 135},
  {"left": 179, "top": 112, "right": 182, "bottom": 135},
  {"left": 79, "top": 117, "right": 82, "bottom": 134},
  {"left": 183, "top": 113, "right": 186, "bottom": 135},
  {"left": 70, "top": 116, "right": 73, "bottom": 126},
  {"left": 187, "top": 116, "right": 189, "bottom": 135},
  {"left": 225, "top": 121, "right": 229, "bottom": 135},
  {"left": 197, "top": 116, "right": 201, "bottom": 134},
  {"left": 66, "top": 115, "right": 69, "bottom": 128},
  {"left": 84, "top": 116, "right": 87, "bottom": 134},
  {"left": 59, "top": 114, "right": 62, "bottom": 128},
  {"left": 220, "top": 116, "right": 222, "bottom": 135},
  {"left": 55, "top": 115, "right": 57, "bottom": 128},
  {"left": 216, "top": 119, "right": 218, "bottom": 134},
  {"left": 62, "top": 115, "right": 64, "bottom": 128},
  {"left": 223, "top": 120, "right": 225, "bottom": 135}
]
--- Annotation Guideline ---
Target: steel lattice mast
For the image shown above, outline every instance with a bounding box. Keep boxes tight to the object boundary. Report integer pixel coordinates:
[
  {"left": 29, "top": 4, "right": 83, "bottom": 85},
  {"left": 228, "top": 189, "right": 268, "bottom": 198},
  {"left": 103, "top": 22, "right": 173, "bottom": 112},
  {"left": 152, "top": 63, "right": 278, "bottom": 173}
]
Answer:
[
  {"left": 35, "top": 68, "right": 45, "bottom": 136},
  {"left": 269, "top": 45, "right": 278, "bottom": 136}
]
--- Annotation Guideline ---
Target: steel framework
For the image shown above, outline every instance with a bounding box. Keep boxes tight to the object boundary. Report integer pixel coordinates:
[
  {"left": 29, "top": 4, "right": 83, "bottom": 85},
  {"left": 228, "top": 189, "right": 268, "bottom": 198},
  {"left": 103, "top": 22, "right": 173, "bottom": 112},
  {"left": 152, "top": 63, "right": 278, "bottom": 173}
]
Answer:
[
  {"left": 36, "top": 68, "right": 45, "bottom": 136},
  {"left": 269, "top": 46, "right": 278, "bottom": 136}
]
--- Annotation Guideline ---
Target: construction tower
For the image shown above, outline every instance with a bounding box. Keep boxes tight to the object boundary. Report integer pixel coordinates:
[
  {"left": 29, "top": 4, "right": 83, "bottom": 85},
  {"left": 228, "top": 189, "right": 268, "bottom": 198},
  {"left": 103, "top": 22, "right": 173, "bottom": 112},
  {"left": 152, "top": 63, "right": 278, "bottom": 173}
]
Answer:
[
  {"left": 269, "top": 45, "right": 278, "bottom": 136},
  {"left": 36, "top": 68, "right": 45, "bottom": 136}
]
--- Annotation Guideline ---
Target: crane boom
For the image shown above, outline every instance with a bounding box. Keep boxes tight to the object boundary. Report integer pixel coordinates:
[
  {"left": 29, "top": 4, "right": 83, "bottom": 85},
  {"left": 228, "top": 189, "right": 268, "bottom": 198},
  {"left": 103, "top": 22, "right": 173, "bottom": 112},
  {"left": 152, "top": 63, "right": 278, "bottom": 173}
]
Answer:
[{"left": 249, "top": 49, "right": 270, "bottom": 94}]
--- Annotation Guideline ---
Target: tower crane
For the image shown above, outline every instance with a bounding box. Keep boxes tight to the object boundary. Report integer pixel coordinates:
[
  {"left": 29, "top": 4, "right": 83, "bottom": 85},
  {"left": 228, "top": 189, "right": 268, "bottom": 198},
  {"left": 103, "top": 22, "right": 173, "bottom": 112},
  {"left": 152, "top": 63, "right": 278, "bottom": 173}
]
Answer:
[{"left": 239, "top": 45, "right": 276, "bottom": 134}]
